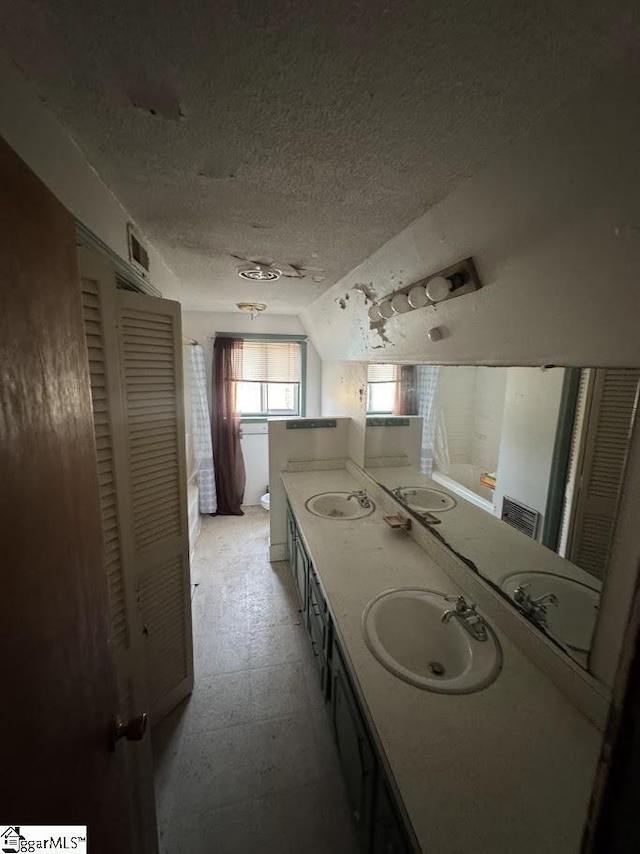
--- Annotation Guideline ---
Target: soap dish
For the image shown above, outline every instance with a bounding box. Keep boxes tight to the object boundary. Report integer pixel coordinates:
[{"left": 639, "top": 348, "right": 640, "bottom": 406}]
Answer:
[{"left": 383, "top": 513, "right": 412, "bottom": 532}]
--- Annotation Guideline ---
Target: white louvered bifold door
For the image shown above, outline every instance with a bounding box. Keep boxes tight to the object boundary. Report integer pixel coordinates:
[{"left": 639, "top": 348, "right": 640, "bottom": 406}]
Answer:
[
  {"left": 78, "top": 248, "right": 158, "bottom": 854},
  {"left": 116, "top": 288, "right": 194, "bottom": 726},
  {"left": 558, "top": 369, "right": 592, "bottom": 558},
  {"left": 569, "top": 368, "right": 640, "bottom": 580}
]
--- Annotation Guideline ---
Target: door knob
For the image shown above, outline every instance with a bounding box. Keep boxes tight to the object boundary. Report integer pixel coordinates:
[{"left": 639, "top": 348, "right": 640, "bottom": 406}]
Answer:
[{"left": 109, "top": 712, "right": 148, "bottom": 751}]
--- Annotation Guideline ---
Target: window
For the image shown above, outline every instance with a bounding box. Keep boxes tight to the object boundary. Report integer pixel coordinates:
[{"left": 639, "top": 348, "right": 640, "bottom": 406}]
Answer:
[
  {"left": 233, "top": 338, "right": 304, "bottom": 418},
  {"left": 367, "top": 364, "right": 399, "bottom": 414}
]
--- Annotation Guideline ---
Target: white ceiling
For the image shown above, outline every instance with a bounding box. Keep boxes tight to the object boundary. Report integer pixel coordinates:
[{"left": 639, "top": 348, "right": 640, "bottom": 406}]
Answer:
[{"left": 1, "top": 0, "right": 638, "bottom": 313}]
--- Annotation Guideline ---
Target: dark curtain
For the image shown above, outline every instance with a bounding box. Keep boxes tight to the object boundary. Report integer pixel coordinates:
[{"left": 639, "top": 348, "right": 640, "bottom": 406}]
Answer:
[
  {"left": 212, "top": 337, "right": 246, "bottom": 515},
  {"left": 393, "top": 365, "right": 418, "bottom": 416}
]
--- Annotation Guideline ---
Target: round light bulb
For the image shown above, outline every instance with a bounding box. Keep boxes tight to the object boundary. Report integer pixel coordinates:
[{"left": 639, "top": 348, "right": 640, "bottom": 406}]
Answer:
[
  {"left": 378, "top": 300, "right": 396, "bottom": 319},
  {"left": 368, "top": 303, "right": 382, "bottom": 322},
  {"left": 390, "top": 293, "right": 411, "bottom": 314},
  {"left": 407, "top": 284, "right": 429, "bottom": 309},
  {"left": 425, "top": 276, "right": 451, "bottom": 303}
]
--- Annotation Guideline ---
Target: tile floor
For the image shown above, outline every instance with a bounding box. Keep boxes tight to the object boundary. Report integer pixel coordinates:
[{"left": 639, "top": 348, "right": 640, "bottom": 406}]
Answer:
[{"left": 153, "top": 507, "right": 358, "bottom": 854}]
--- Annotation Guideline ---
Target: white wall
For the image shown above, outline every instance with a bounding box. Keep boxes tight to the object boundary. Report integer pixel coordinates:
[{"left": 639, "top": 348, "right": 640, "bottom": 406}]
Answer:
[
  {"left": 182, "top": 310, "right": 322, "bottom": 505},
  {"left": 494, "top": 368, "right": 565, "bottom": 538},
  {"left": 0, "top": 52, "right": 183, "bottom": 301},
  {"left": 300, "top": 59, "right": 640, "bottom": 368},
  {"left": 434, "top": 366, "right": 507, "bottom": 474},
  {"left": 472, "top": 368, "right": 508, "bottom": 473},
  {"left": 321, "top": 361, "right": 368, "bottom": 468},
  {"left": 364, "top": 417, "right": 423, "bottom": 468},
  {"left": 241, "top": 421, "right": 270, "bottom": 506}
]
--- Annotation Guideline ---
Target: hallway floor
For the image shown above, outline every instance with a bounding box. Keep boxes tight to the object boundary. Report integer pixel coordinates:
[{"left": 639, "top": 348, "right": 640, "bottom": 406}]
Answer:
[{"left": 153, "top": 507, "right": 358, "bottom": 853}]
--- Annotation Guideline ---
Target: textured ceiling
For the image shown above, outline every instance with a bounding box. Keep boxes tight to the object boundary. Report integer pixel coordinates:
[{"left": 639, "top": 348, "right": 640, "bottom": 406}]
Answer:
[{"left": 1, "top": 0, "right": 638, "bottom": 313}]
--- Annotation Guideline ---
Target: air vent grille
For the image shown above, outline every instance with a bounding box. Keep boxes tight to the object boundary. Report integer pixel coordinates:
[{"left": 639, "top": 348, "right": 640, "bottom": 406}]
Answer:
[
  {"left": 502, "top": 496, "right": 541, "bottom": 539},
  {"left": 127, "top": 223, "right": 150, "bottom": 277}
]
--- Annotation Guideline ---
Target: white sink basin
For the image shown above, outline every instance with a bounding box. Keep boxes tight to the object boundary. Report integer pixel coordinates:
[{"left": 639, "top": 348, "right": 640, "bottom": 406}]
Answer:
[
  {"left": 394, "top": 486, "right": 456, "bottom": 512},
  {"left": 305, "top": 492, "right": 375, "bottom": 520},
  {"left": 363, "top": 588, "right": 502, "bottom": 694},
  {"left": 501, "top": 571, "right": 600, "bottom": 652}
]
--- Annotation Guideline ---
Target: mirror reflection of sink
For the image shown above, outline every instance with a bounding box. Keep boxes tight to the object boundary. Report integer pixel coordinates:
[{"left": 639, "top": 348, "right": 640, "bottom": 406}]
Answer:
[
  {"left": 362, "top": 588, "right": 502, "bottom": 694},
  {"left": 305, "top": 492, "right": 375, "bottom": 520},
  {"left": 393, "top": 486, "right": 456, "bottom": 512},
  {"left": 501, "top": 571, "right": 600, "bottom": 652}
]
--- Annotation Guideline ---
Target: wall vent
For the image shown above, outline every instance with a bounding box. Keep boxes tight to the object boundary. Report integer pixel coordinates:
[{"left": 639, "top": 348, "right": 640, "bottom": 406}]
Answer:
[
  {"left": 502, "top": 497, "right": 541, "bottom": 539},
  {"left": 127, "top": 223, "right": 150, "bottom": 278}
]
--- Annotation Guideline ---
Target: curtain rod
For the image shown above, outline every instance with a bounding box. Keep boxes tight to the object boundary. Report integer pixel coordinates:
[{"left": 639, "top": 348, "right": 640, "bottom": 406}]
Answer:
[{"left": 182, "top": 336, "right": 199, "bottom": 345}]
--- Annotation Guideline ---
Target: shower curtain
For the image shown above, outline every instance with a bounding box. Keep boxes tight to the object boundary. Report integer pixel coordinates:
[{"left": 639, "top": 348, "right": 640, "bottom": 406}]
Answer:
[
  {"left": 416, "top": 365, "right": 440, "bottom": 475},
  {"left": 186, "top": 344, "right": 217, "bottom": 514}
]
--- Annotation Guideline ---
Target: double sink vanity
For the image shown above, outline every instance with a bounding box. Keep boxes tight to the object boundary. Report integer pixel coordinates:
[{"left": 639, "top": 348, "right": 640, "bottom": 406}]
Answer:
[{"left": 282, "top": 466, "right": 602, "bottom": 854}]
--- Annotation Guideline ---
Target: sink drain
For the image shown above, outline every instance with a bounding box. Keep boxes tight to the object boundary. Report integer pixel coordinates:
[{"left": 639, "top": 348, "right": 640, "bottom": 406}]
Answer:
[{"left": 428, "top": 661, "right": 445, "bottom": 676}]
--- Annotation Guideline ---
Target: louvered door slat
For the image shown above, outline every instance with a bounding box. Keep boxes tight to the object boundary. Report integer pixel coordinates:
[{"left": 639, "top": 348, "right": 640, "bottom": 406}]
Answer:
[
  {"left": 118, "top": 290, "right": 193, "bottom": 725},
  {"left": 81, "top": 278, "right": 130, "bottom": 655},
  {"left": 570, "top": 368, "right": 639, "bottom": 579}
]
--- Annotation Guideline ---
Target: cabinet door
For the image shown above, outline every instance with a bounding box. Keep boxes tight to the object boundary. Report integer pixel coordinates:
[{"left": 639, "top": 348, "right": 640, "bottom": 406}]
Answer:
[
  {"left": 294, "top": 535, "right": 309, "bottom": 620},
  {"left": 308, "top": 568, "right": 330, "bottom": 688},
  {"left": 307, "top": 588, "right": 326, "bottom": 686},
  {"left": 372, "top": 774, "right": 412, "bottom": 854},
  {"left": 286, "top": 503, "right": 295, "bottom": 563},
  {"left": 331, "top": 644, "right": 376, "bottom": 850}
]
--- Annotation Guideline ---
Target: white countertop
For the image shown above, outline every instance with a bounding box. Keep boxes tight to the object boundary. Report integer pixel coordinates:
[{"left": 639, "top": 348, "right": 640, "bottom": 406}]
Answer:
[{"left": 282, "top": 468, "right": 602, "bottom": 854}]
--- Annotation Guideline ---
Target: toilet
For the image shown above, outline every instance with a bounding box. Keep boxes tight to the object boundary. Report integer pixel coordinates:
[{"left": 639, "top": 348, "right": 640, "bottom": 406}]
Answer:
[{"left": 260, "top": 492, "right": 270, "bottom": 511}]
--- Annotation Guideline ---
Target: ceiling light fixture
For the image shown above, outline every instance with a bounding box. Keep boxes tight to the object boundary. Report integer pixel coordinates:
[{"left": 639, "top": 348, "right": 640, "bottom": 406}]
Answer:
[
  {"left": 236, "top": 302, "right": 267, "bottom": 320},
  {"left": 236, "top": 262, "right": 281, "bottom": 281}
]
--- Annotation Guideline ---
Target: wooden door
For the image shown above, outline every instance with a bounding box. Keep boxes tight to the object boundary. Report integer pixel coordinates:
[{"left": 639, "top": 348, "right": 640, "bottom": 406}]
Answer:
[
  {"left": 78, "top": 250, "right": 194, "bottom": 728},
  {"left": 115, "top": 288, "right": 193, "bottom": 725},
  {"left": 78, "top": 248, "right": 158, "bottom": 852},
  {"left": 0, "top": 136, "right": 154, "bottom": 851}
]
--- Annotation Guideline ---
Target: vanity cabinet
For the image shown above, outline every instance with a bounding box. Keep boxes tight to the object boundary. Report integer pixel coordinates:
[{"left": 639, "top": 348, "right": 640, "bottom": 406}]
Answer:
[
  {"left": 287, "top": 502, "right": 331, "bottom": 694},
  {"left": 331, "top": 641, "right": 376, "bottom": 850},
  {"left": 285, "top": 501, "right": 416, "bottom": 852}
]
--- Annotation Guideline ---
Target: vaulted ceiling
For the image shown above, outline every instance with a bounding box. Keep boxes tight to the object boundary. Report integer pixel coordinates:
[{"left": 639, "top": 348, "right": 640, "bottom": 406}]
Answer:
[{"left": 1, "top": 0, "right": 638, "bottom": 312}]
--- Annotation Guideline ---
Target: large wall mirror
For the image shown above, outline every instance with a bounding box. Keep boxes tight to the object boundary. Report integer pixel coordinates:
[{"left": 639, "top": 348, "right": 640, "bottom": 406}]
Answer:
[{"left": 364, "top": 364, "right": 640, "bottom": 669}]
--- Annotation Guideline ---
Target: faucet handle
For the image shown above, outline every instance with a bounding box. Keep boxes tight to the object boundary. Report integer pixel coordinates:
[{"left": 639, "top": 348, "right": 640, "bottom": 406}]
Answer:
[
  {"left": 512, "top": 585, "right": 530, "bottom": 605},
  {"left": 445, "top": 595, "right": 475, "bottom": 614}
]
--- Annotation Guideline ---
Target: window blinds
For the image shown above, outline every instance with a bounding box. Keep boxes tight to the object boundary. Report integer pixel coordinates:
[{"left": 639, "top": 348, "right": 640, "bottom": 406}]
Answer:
[
  {"left": 235, "top": 340, "right": 301, "bottom": 382},
  {"left": 367, "top": 364, "right": 399, "bottom": 383}
]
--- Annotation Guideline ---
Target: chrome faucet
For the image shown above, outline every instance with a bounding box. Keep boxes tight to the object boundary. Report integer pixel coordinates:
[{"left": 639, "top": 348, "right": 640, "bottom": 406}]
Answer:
[
  {"left": 441, "top": 595, "right": 489, "bottom": 642},
  {"left": 512, "top": 584, "right": 558, "bottom": 628},
  {"left": 347, "top": 489, "right": 372, "bottom": 509}
]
